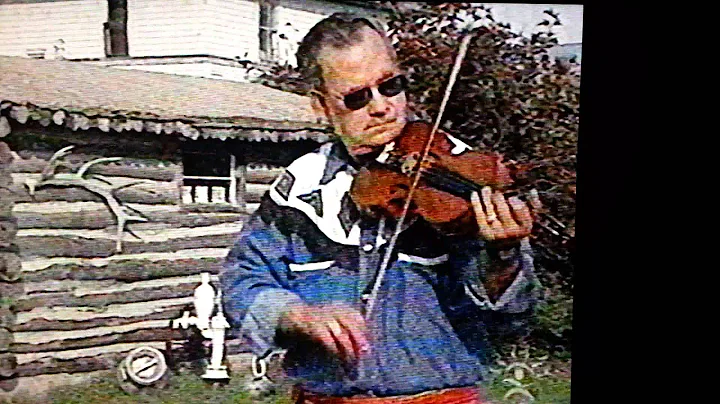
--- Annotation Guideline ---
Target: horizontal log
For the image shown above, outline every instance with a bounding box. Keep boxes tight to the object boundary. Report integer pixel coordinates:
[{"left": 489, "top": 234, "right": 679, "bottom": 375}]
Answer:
[
  {"left": 13, "top": 319, "right": 172, "bottom": 346},
  {"left": 11, "top": 174, "right": 180, "bottom": 205},
  {"left": 16, "top": 222, "right": 242, "bottom": 258},
  {"left": 23, "top": 269, "right": 219, "bottom": 297},
  {"left": 246, "top": 167, "right": 284, "bottom": 185},
  {"left": 16, "top": 233, "right": 237, "bottom": 259},
  {"left": 13, "top": 201, "right": 248, "bottom": 229},
  {"left": 17, "top": 219, "right": 243, "bottom": 241},
  {"left": 10, "top": 156, "right": 181, "bottom": 182},
  {"left": 13, "top": 283, "right": 197, "bottom": 312},
  {"left": 180, "top": 204, "right": 248, "bottom": 213},
  {"left": 21, "top": 247, "right": 229, "bottom": 272},
  {"left": 12, "top": 305, "right": 187, "bottom": 332},
  {"left": 15, "top": 341, "right": 168, "bottom": 366},
  {"left": 8, "top": 184, "right": 179, "bottom": 206},
  {"left": 246, "top": 183, "right": 271, "bottom": 203},
  {"left": 11, "top": 327, "right": 184, "bottom": 354},
  {"left": 71, "top": 274, "right": 217, "bottom": 299},
  {"left": 22, "top": 256, "right": 224, "bottom": 283},
  {"left": 15, "top": 296, "right": 195, "bottom": 325},
  {"left": 15, "top": 354, "right": 116, "bottom": 378},
  {"left": 23, "top": 279, "right": 117, "bottom": 295}
]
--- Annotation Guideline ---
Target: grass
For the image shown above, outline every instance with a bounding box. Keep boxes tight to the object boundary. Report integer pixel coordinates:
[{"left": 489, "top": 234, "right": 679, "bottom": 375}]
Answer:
[
  {"left": 6, "top": 364, "right": 570, "bottom": 404},
  {"left": 485, "top": 372, "right": 571, "bottom": 404},
  {"left": 8, "top": 372, "right": 294, "bottom": 404}
]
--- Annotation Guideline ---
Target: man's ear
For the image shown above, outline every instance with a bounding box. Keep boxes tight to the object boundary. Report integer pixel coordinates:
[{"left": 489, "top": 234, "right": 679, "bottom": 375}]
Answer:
[{"left": 310, "top": 91, "right": 330, "bottom": 124}]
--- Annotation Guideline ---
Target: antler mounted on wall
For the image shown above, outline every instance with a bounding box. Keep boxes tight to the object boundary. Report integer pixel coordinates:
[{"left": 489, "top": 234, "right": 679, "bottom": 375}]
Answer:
[{"left": 24, "top": 146, "right": 151, "bottom": 253}]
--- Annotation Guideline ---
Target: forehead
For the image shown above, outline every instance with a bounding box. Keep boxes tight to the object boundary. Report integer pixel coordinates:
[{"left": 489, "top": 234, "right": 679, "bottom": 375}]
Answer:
[{"left": 317, "top": 28, "right": 398, "bottom": 93}]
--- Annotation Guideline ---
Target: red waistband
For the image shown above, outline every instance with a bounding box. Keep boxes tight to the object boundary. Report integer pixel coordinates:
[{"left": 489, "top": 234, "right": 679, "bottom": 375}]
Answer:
[{"left": 292, "top": 386, "right": 487, "bottom": 404}]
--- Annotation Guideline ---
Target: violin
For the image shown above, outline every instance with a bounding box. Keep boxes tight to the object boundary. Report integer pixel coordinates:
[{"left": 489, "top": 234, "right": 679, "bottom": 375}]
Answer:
[
  {"left": 357, "top": 30, "right": 535, "bottom": 320},
  {"left": 349, "top": 121, "right": 516, "bottom": 237}
]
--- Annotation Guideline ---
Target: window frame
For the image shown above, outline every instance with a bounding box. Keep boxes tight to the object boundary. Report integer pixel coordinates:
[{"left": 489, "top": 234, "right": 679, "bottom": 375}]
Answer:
[{"left": 181, "top": 153, "right": 239, "bottom": 206}]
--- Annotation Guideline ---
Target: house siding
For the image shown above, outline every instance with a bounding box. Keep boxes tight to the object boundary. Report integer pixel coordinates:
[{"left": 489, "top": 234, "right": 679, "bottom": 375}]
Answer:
[
  {"left": 111, "top": 61, "right": 257, "bottom": 83},
  {"left": 204, "top": 0, "right": 259, "bottom": 61},
  {"left": 274, "top": 0, "right": 371, "bottom": 66},
  {"left": 126, "top": 0, "right": 206, "bottom": 57},
  {"left": 0, "top": 0, "right": 107, "bottom": 59}
]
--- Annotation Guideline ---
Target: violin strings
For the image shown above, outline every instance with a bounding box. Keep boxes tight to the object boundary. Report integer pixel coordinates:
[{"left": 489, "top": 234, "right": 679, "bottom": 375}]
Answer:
[
  {"left": 418, "top": 166, "right": 482, "bottom": 197},
  {"left": 363, "top": 33, "right": 475, "bottom": 320}
]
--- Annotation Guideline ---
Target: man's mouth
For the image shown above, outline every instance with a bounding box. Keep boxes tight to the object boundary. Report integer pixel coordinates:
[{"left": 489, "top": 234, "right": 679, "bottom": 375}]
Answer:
[{"left": 366, "top": 120, "right": 396, "bottom": 132}]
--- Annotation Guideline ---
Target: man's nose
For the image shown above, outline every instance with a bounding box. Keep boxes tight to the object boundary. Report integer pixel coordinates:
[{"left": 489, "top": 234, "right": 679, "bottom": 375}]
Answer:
[{"left": 367, "top": 88, "right": 391, "bottom": 117}]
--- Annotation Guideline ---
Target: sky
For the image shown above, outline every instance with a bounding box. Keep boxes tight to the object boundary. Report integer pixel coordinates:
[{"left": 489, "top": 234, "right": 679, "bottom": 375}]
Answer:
[{"left": 476, "top": 3, "right": 583, "bottom": 44}]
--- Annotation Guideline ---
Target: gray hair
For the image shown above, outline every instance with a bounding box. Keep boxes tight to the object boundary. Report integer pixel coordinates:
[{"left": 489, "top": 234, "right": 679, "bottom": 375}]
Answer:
[{"left": 296, "top": 12, "right": 395, "bottom": 91}]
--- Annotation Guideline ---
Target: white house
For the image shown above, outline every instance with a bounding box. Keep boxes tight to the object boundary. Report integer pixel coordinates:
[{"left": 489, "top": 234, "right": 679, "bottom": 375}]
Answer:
[
  {"left": 0, "top": 0, "right": 378, "bottom": 82},
  {"left": 0, "top": 1, "right": 582, "bottom": 82}
]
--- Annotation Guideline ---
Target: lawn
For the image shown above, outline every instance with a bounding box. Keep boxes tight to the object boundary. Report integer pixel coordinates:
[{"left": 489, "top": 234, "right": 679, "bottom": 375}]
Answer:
[{"left": 6, "top": 359, "right": 570, "bottom": 404}]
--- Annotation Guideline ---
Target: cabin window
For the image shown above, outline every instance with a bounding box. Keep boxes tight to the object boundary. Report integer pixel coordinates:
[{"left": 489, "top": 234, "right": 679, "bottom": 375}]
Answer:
[
  {"left": 181, "top": 149, "right": 238, "bottom": 206},
  {"left": 259, "top": 1, "right": 278, "bottom": 61},
  {"left": 105, "top": 0, "right": 129, "bottom": 57}
]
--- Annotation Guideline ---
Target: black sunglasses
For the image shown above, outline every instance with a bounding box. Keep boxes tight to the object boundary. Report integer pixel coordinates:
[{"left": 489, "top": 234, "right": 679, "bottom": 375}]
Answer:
[{"left": 341, "top": 75, "right": 408, "bottom": 111}]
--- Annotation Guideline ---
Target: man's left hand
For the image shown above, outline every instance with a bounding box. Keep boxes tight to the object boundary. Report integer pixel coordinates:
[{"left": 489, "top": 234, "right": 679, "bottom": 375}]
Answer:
[{"left": 470, "top": 187, "right": 540, "bottom": 247}]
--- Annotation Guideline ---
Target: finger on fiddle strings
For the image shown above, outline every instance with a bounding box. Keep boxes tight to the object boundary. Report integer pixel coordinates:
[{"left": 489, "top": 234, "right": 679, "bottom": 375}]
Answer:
[
  {"left": 480, "top": 187, "right": 496, "bottom": 219},
  {"left": 509, "top": 196, "right": 533, "bottom": 235},
  {"left": 471, "top": 191, "right": 490, "bottom": 227},
  {"left": 491, "top": 191, "right": 516, "bottom": 229},
  {"left": 472, "top": 191, "right": 500, "bottom": 241}
]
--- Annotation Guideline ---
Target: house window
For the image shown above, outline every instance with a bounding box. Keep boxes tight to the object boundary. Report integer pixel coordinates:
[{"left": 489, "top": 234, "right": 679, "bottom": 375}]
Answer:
[
  {"left": 181, "top": 150, "right": 238, "bottom": 206},
  {"left": 105, "top": 0, "right": 129, "bottom": 57},
  {"left": 259, "top": 1, "right": 277, "bottom": 61}
]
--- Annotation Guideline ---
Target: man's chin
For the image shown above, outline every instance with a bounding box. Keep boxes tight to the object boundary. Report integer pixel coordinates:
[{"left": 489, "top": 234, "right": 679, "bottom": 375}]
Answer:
[
  {"left": 366, "top": 124, "right": 403, "bottom": 146},
  {"left": 346, "top": 123, "right": 404, "bottom": 156}
]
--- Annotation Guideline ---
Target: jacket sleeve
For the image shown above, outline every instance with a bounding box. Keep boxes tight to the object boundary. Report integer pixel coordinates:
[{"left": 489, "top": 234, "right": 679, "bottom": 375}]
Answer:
[
  {"left": 444, "top": 237, "right": 542, "bottom": 346},
  {"left": 219, "top": 203, "right": 305, "bottom": 357}
]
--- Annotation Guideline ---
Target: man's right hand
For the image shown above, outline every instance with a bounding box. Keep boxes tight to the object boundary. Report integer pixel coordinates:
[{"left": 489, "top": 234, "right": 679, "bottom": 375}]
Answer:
[{"left": 278, "top": 302, "right": 370, "bottom": 365}]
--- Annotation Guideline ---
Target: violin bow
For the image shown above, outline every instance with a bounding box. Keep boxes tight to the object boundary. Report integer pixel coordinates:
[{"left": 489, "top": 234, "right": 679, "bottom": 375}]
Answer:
[{"left": 363, "top": 30, "right": 476, "bottom": 320}]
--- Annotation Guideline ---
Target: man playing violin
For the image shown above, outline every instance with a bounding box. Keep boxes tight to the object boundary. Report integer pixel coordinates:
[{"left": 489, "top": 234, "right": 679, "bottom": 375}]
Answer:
[{"left": 220, "top": 13, "right": 542, "bottom": 404}]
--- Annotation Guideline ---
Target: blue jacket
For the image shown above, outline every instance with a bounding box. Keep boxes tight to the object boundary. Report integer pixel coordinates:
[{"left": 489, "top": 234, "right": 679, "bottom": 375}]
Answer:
[{"left": 220, "top": 140, "right": 541, "bottom": 397}]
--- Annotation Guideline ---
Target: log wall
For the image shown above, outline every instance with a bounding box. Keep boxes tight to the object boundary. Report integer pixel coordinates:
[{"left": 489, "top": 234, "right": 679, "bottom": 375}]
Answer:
[
  {"left": 0, "top": 140, "right": 20, "bottom": 392},
  {"left": 0, "top": 147, "right": 281, "bottom": 388}
]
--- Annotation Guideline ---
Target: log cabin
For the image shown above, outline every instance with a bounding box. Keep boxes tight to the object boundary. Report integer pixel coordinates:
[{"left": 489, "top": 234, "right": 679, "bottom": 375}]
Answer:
[{"left": 0, "top": 53, "right": 333, "bottom": 397}]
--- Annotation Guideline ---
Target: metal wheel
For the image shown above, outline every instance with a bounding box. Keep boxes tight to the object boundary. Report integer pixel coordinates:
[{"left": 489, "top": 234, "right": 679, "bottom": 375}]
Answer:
[{"left": 116, "top": 346, "right": 169, "bottom": 393}]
